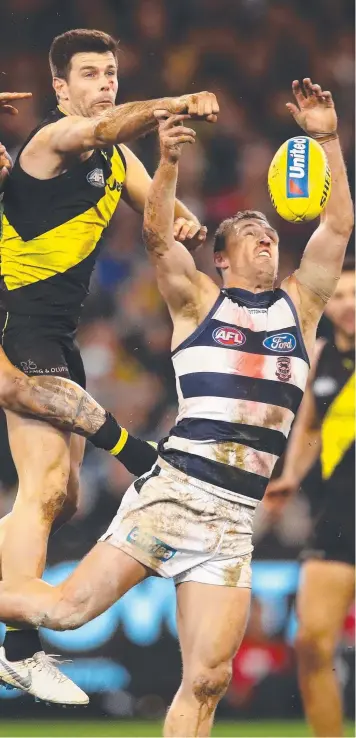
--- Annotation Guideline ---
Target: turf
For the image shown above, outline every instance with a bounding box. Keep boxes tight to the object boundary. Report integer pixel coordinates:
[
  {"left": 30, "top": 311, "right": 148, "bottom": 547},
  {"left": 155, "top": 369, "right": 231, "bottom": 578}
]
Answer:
[{"left": 0, "top": 721, "right": 354, "bottom": 738}]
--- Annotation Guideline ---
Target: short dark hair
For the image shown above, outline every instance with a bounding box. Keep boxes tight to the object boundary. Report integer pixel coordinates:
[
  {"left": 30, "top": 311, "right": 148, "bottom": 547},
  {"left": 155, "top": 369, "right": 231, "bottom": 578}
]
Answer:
[
  {"left": 49, "top": 29, "right": 119, "bottom": 80},
  {"left": 213, "top": 210, "right": 269, "bottom": 278},
  {"left": 213, "top": 210, "right": 269, "bottom": 254}
]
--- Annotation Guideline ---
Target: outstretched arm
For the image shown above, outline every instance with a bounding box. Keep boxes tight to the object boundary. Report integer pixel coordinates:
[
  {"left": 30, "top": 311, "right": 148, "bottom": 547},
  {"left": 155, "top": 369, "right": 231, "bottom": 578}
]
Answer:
[
  {"left": 282, "top": 79, "right": 354, "bottom": 326},
  {"left": 23, "top": 92, "right": 219, "bottom": 162},
  {"left": 142, "top": 114, "right": 218, "bottom": 319}
]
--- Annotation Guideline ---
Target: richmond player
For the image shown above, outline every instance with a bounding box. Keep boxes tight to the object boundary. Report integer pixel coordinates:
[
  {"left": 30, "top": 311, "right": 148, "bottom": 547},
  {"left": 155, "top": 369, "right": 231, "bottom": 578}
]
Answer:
[{"left": 265, "top": 260, "right": 355, "bottom": 738}]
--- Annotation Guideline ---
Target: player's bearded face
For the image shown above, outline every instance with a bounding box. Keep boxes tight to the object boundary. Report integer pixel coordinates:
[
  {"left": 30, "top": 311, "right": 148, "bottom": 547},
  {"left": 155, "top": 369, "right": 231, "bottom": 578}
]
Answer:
[
  {"left": 325, "top": 271, "right": 355, "bottom": 339},
  {"left": 223, "top": 220, "right": 279, "bottom": 287},
  {"left": 58, "top": 52, "right": 118, "bottom": 117}
]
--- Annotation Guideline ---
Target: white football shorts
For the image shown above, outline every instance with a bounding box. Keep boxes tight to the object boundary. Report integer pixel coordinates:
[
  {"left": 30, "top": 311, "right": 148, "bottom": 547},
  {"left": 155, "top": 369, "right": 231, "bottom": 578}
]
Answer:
[{"left": 100, "top": 458, "right": 258, "bottom": 588}]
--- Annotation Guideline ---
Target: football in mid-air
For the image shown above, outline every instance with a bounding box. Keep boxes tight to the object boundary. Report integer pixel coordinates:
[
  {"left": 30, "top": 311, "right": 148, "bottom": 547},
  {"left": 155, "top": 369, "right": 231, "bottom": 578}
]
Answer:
[{"left": 267, "top": 136, "right": 331, "bottom": 222}]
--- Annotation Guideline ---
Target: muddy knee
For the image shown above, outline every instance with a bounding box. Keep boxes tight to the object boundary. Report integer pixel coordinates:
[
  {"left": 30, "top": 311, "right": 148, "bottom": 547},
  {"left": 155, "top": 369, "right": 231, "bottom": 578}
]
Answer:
[
  {"left": 296, "top": 628, "right": 335, "bottom": 670},
  {"left": 192, "top": 663, "right": 232, "bottom": 708},
  {"left": 15, "top": 459, "right": 71, "bottom": 525}
]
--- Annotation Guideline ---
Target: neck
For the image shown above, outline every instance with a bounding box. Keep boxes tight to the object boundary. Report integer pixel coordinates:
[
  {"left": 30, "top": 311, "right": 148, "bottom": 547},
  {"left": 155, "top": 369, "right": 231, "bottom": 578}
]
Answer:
[
  {"left": 334, "top": 329, "right": 355, "bottom": 352},
  {"left": 222, "top": 273, "right": 275, "bottom": 294}
]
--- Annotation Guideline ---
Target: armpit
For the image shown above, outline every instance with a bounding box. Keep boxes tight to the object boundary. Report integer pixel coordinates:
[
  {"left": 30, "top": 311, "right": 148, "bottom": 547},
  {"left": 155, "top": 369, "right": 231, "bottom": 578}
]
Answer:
[{"left": 295, "top": 258, "right": 339, "bottom": 304}]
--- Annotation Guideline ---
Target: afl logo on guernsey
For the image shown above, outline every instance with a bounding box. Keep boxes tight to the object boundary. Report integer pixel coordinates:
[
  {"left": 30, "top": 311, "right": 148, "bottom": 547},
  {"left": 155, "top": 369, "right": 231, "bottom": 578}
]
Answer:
[
  {"left": 263, "top": 332, "right": 296, "bottom": 353},
  {"left": 87, "top": 168, "right": 105, "bottom": 188},
  {"left": 213, "top": 326, "right": 246, "bottom": 347},
  {"left": 287, "top": 137, "right": 309, "bottom": 198}
]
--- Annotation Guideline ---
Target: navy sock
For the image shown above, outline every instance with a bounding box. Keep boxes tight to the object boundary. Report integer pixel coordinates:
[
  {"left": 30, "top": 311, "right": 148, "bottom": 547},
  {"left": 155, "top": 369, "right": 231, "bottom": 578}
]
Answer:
[
  {"left": 90, "top": 412, "right": 158, "bottom": 476},
  {"left": 3, "top": 628, "right": 42, "bottom": 661}
]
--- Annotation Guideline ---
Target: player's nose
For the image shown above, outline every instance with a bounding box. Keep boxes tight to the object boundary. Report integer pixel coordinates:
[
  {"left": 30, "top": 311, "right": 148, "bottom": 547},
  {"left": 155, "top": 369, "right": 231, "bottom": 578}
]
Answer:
[
  {"left": 259, "top": 236, "right": 272, "bottom": 246},
  {"left": 99, "top": 78, "right": 111, "bottom": 91}
]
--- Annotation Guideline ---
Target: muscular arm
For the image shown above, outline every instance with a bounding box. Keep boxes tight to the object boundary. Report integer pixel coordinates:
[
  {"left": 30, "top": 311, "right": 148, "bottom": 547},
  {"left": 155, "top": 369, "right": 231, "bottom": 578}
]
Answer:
[
  {"left": 121, "top": 144, "right": 201, "bottom": 243},
  {"left": 143, "top": 153, "right": 200, "bottom": 312},
  {"left": 294, "top": 136, "right": 354, "bottom": 306},
  {"left": 21, "top": 91, "right": 219, "bottom": 178},
  {"left": 142, "top": 117, "right": 219, "bottom": 357},
  {"left": 281, "top": 80, "right": 354, "bottom": 328}
]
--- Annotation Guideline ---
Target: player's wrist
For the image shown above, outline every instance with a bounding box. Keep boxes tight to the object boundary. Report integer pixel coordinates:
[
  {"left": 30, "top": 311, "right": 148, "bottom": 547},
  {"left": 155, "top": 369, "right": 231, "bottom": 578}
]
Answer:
[
  {"left": 160, "top": 149, "right": 180, "bottom": 165},
  {"left": 310, "top": 131, "right": 338, "bottom": 144}
]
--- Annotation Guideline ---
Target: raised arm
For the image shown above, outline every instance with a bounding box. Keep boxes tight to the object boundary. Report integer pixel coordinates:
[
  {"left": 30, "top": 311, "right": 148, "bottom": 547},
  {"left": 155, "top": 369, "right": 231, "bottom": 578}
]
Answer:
[
  {"left": 121, "top": 144, "right": 207, "bottom": 250},
  {"left": 282, "top": 79, "right": 354, "bottom": 337},
  {"left": 142, "top": 114, "right": 218, "bottom": 337}
]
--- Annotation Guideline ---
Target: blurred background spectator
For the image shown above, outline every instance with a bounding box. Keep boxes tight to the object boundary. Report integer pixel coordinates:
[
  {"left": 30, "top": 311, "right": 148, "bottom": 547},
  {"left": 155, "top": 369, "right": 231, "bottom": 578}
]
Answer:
[{"left": 0, "top": 0, "right": 354, "bottom": 722}]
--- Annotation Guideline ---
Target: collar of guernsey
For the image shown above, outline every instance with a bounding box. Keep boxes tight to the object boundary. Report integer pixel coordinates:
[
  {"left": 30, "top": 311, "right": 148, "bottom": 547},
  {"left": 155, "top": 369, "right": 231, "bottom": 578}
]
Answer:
[{"left": 0, "top": 106, "right": 126, "bottom": 318}]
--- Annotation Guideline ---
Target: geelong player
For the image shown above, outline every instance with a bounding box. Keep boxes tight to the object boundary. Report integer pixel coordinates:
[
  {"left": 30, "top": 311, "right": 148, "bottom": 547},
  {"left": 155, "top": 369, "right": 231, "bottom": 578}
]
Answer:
[
  {"left": 265, "top": 260, "right": 355, "bottom": 737},
  {"left": 0, "top": 29, "right": 217, "bottom": 703},
  {"left": 0, "top": 78, "right": 352, "bottom": 736}
]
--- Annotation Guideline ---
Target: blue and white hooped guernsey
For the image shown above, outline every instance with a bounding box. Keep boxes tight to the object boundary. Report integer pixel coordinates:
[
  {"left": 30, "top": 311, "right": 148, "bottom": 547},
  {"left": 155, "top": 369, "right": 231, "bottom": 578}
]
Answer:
[{"left": 158, "top": 287, "right": 310, "bottom": 505}]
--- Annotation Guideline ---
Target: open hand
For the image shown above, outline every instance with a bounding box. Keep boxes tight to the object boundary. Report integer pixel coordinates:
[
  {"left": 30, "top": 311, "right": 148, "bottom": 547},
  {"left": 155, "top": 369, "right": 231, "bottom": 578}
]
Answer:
[
  {"left": 0, "top": 91, "right": 32, "bottom": 116},
  {"left": 286, "top": 78, "right": 337, "bottom": 136}
]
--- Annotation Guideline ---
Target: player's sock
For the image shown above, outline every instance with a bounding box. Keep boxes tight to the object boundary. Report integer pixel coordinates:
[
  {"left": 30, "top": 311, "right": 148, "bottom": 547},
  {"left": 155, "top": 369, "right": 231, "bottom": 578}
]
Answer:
[
  {"left": 89, "top": 412, "right": 158, "bottom": 476},
  {"left": 3, "top": 626, "right": 42, "bottom": 661}
]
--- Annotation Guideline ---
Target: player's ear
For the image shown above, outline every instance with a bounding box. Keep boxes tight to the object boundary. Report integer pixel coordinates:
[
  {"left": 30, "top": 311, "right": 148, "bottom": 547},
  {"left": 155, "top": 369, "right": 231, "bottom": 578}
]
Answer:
[
  {"left": 214, "top": 251, "right": 229, "bottom": 273},
  {"left": 53, "top": 77, "right": 68, "bottom": 103}
]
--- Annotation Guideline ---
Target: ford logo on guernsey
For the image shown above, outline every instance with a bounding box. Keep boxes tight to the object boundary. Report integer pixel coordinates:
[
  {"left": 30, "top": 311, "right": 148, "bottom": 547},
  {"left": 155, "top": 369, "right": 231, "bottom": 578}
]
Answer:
[
  {"left": 287, "top": 137, "right": 309, "bottom": 198},
  {"left": 212, "top": 326, "right": 246, "bottom": 347},
  {"left": 263, "top": 333, "right": 296, "bottom": 353}
]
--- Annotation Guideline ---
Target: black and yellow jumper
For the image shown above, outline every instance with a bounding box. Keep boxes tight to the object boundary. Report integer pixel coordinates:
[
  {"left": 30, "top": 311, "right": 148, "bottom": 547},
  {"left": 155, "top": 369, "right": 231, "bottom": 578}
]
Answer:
[
  {"left": 306, "top": 340, "right": 355, "bottom": 566},
  {"left": 0, "top": 107, "right": 126, "bottom": 386}
]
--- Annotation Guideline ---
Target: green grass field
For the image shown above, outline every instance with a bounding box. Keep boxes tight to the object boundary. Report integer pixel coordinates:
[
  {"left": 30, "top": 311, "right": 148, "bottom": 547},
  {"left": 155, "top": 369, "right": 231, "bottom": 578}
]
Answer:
[{"left": 0, "top": 721, "right": 354, "bottom": 738}]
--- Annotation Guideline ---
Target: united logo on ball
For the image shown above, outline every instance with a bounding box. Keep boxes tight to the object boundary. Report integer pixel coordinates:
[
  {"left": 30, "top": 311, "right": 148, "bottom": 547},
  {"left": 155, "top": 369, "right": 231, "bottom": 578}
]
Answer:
[{"left": 268, "top": 135, "right": 331, "bottom": 222}]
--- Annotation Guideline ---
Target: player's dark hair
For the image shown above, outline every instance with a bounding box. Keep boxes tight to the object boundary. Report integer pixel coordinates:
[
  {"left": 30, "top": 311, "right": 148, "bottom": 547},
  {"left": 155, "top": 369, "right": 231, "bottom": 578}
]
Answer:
[
  {"left": 213, "top": 210, "right": 269, "bottom": 278},
  {"left": 49, "top": 29, "right": 119, "bottom": 79}
]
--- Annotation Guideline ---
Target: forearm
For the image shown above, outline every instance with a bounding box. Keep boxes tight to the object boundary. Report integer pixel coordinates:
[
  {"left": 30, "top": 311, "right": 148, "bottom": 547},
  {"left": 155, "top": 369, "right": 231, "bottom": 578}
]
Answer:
[
  {"left": 283, "top": 423, "right": 321, "bottom": 484},
  {"left": 296, "top": 138, "right": 354, "bottom": 301},
  {"left": 95, "top": 98, "right": 173, "bottom": 146},
  {"left": 143, "top": 157, "right": 178, "bottom": 255},
  {"left": 320, "top": 137, "right": 354, "bottom": 232}
]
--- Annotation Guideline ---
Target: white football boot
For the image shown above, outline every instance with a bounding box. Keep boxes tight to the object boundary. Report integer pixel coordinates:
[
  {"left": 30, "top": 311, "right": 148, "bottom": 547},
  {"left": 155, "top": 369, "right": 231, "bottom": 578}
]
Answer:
[{"left": 0, "top": 647, "right": 89, "bottom": 705}]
